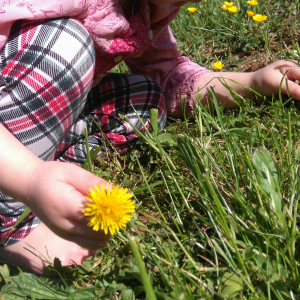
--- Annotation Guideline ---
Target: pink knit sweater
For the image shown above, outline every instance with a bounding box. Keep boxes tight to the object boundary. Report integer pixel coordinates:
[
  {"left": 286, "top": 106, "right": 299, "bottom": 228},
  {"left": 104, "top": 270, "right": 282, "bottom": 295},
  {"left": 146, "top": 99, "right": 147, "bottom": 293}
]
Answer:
[{"left": 0, "top": 0, "right": 209, "bottom": 116}]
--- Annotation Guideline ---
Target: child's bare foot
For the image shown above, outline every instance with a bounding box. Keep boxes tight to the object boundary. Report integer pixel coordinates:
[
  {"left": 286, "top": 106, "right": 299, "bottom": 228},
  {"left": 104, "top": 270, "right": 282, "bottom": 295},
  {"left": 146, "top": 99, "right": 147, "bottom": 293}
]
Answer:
[{"left": 0, "top": 223, "right": 96, "bottom": 275}]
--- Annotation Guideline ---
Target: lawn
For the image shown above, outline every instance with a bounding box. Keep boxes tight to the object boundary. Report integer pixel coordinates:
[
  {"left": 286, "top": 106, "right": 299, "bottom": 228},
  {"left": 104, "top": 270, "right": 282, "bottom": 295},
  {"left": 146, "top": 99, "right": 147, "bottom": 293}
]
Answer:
[{"left": 1, "top": 0, "right": 300, "bottom": 299}]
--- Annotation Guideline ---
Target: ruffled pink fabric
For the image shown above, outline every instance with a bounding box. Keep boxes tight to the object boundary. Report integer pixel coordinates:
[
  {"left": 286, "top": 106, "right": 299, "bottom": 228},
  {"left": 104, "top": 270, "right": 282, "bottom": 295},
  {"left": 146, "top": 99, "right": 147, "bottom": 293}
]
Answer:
[{"left": 0, "top": 0, "right": 210, "bottom": 116}]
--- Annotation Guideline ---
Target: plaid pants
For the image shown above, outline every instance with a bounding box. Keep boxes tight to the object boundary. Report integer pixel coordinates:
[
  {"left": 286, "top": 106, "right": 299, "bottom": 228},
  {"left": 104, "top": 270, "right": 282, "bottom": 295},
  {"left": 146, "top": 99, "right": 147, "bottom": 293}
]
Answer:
[{"left": 0, "top": 19, "right": 166, "bottom": 246}]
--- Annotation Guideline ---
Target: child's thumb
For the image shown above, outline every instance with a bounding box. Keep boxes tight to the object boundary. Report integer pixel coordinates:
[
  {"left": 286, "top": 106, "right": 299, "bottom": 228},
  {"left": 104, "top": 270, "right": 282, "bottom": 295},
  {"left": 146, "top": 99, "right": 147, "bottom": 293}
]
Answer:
[{"left": 64, "top": 164, "right": 109, "bottom": 195}]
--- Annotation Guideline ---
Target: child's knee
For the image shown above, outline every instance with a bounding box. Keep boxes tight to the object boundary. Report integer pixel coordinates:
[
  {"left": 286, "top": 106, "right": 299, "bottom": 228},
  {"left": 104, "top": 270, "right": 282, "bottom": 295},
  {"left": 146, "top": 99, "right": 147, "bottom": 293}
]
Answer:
[
  {"left": 1, "top": 18, "right": 95, "bottom": 91},
  {"left": 48, "top": 18, "right": 95, "bottom": 77},
  {"left": 0, "top": 19, "right": 96, "bottom": 161}
]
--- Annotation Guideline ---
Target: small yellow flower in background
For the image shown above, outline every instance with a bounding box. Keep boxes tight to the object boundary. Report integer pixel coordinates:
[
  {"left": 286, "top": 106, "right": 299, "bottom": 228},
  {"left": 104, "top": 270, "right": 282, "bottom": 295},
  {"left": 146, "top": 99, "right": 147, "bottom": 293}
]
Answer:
[
  {"left": 221, "top": 5, "right": 228, "bottom": 10},
  {"left": 228, "top": 6, "right": 238, "bottom": 13},
  {"left": 187, "top": 7, "right": 198, "bottom": 13},
  {"left": 83, "top": 183, "right": 135, "bottom": 235},
  {"left": 247, "top": 11, "right": 255, "bottom": 17},
  {"left": 252, "top": 14, "right": 268, "bottom": 22},
  {"left": 224, "top": 1, "right": 234, "bottom": 7},
  {"left": 213, "top": 61, "right": 224, "bottom": 70},
  {"left": 247, "top": 0, "right": 258, "bottom": 6}
]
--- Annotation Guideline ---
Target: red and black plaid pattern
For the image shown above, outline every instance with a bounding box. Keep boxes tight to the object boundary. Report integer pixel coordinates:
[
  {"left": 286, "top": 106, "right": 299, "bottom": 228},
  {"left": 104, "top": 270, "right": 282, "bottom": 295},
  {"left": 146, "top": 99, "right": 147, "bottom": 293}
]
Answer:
[
  {"left": 57, "top": 73, "right": 166, "bottom": 163},
  {"left": 0, "top": 18, "right": 95, "bottom": 161},
  {"left": 0, "top": 19, "right": 166, "bottom": 246}
]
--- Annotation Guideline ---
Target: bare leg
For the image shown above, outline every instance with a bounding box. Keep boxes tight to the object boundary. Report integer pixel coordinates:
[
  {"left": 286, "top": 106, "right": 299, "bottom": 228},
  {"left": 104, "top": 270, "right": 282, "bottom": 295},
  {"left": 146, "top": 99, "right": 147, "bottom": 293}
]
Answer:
[{"left": 0, "top": 223, "right": 94, "bottom": 275}]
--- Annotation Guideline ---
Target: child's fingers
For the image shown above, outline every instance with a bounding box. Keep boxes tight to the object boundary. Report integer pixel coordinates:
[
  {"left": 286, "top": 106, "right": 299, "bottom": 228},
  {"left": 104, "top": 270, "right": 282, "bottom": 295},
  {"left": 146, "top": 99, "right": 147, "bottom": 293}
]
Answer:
[
  {"left": 53, "top": 215, "right": 111, "bottom": 248},
  {"left": 272, "top": 63, "right": 300, "bottom": 100},
  {"left": 64, "top": 163, "right": 109, "bottom": 195},
  {"left": 284, "top": 65, "right": 300, "bottom": 82},
  {"left": 67, "top": 221, "right": 111, "bottom": 250},
  {"left": 67, "top": 232, "right": 110, "bottom": 250},
  {"left": 55, "top": 186, "right": 98, "bottom": 226},
  {"left": 279, "top": 78, "right": 300, "bottom": 101}
]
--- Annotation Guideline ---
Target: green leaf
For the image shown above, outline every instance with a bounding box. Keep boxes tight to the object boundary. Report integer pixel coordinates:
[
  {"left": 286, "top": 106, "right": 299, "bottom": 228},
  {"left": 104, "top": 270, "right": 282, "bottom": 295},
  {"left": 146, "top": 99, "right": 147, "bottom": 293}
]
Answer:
[
  {"left": 0, "top": 293, "right": 25, "bottom": 300},
  {"left": 242, "top": 247, "right": 255, "bottom": 260},
  {"left": 0, "top": 264, "right": 10, "bottom": 282},
  {"left": 157, "top": 133, "right": 177, "bottom": 146},
  {"left": 121, "top": 288, "right": 135, "bottom": 300},
  {"left": 67, "top": 287, "right": 96, "bottom": 299},
  {"left": 1, "top": 272, "right": 97, "bottom": 299},
  {"left": 82, "top": 145, "right": 102, "bottom": 171},
  {"left": 53, "top": 258, "right": 64, "bottom": 273},
  {"left": 252, "top": 147, "right": 282, "bottom": 213},
  {"left": 150, "top": 109, "right": 159, "bottom": 138},
  {"left": 1, "top": 273, "right": 68, "bottom": 299},
  {"left": 221, "top": 272, "right": 245, "bottom": 298},
  {"left": 0, "top": 208, "right": 32, "bottom": 246}
]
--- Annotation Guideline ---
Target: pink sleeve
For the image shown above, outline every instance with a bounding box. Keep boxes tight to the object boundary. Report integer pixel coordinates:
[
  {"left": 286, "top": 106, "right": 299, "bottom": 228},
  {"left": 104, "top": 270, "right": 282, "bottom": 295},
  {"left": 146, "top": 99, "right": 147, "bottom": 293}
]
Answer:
[{"left": 125, "top": 4, "right": 211, "bottom": 117}]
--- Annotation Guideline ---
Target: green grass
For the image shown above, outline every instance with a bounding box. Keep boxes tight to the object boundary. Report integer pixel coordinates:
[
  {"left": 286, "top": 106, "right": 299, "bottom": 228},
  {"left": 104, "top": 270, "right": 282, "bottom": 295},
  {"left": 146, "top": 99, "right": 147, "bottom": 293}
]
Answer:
[{"left": 1, "top": 0, "right": 300, "bottom": 299}]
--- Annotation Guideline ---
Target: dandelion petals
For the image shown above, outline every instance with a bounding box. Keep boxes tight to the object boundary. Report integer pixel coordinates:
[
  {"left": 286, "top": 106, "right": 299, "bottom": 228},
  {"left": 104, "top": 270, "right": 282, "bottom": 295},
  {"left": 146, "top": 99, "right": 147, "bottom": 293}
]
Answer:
[{"left": 83, "top": 183, "right": 135, "bottom": 236}]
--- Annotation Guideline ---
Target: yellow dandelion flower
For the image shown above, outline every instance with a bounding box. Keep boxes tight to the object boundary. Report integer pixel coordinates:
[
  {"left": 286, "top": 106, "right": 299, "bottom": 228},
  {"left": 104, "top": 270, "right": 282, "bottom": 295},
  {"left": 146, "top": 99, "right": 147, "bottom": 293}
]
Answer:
[
  {"left": 224, "top": 1, "right": 234, "bottom": 7},
  {"left": 187, "top": 7, "right": 198, "bottom": 13},
  {"left": 247, "top": 0, "right": 258, "bottom": 6},
  {"left": 252, "top": 14, "right": 268, "bottom": 22},
  {"left": 221, "top": 5, "right": 228, "bottom": 10},
  {"left": 247, "top": 11, "right": 255, "bottom": 17},
  {"left": 83, "top": 183, "right": 135, "bottom": 235},
  {"left": 228, "top": 6, "right": 238, "bottom": 13},
  {"left": 213, "top": 61, "right": 224, "bottom": 70}
]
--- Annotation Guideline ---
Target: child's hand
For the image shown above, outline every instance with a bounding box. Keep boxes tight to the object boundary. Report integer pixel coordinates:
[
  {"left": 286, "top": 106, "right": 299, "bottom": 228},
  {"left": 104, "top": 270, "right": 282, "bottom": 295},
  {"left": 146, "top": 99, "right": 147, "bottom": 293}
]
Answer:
[
  {"left": 0, "top": 125, "right": 110, "bottom": 250},
  {"left": 252, "top": 60, "right": 300, "bottom": 100},
  {"left": 25, "top": 161, "right": 111, "bottom": 250},
  {"left": 195, "top": 60, "right": 300, "bottom": 109}
]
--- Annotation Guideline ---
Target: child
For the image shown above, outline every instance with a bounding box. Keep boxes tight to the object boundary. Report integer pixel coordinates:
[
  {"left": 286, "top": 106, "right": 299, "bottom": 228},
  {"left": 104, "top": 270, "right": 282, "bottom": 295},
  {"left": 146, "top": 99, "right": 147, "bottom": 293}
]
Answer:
[{"left": 0, "top": 0, "right": 299, "bottom": 275}]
